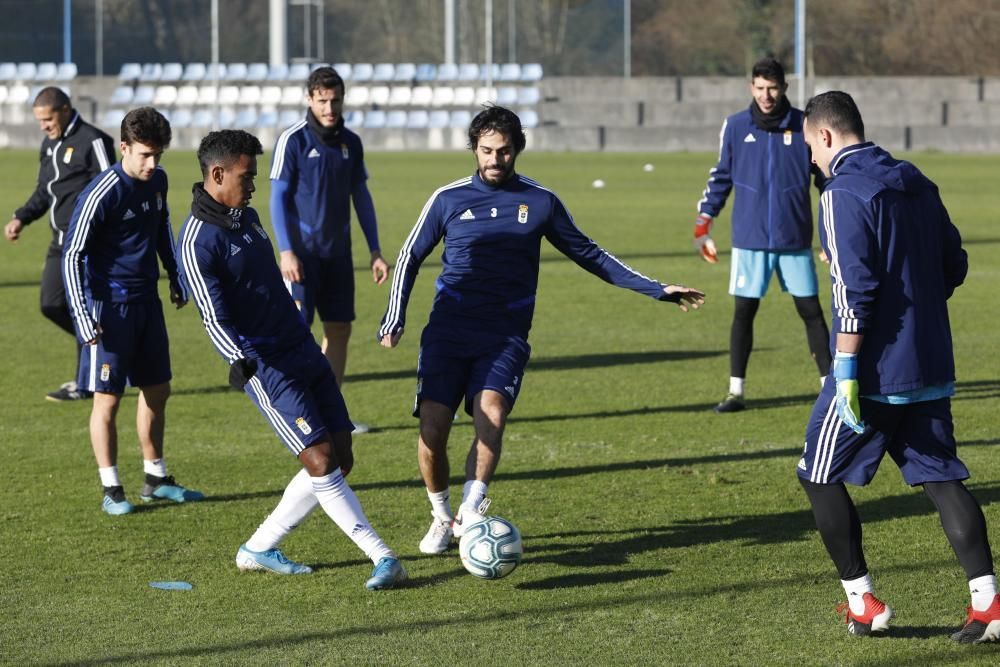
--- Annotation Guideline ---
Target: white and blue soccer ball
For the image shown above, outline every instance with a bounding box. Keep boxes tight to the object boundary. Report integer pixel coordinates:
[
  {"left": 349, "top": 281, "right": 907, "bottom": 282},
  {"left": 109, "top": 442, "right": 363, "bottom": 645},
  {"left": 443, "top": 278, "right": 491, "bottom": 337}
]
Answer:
[{"left": 459, "top": 516, "right": 523, "bottom": 579}]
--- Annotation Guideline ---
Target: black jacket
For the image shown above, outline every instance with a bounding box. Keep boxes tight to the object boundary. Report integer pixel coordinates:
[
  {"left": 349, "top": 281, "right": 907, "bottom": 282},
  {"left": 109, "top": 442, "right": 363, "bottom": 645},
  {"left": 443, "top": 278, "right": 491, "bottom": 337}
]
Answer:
[{"left": 14, "top": 111, "right": 115, "bottom": 246}]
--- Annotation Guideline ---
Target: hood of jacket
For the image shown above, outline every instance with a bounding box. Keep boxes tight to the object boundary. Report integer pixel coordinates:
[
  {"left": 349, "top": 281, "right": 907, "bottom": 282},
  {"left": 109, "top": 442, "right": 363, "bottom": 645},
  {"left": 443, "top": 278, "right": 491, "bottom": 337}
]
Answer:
[{"left": 829, "top": 142, "right": 932, "bottom": 195}]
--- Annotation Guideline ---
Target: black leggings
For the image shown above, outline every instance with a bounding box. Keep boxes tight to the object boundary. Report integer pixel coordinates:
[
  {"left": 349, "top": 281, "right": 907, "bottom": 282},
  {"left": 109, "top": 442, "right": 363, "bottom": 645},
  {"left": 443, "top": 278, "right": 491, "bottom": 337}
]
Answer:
[{"left": 729, "top": 295, "right": 831, "bottom": 378}]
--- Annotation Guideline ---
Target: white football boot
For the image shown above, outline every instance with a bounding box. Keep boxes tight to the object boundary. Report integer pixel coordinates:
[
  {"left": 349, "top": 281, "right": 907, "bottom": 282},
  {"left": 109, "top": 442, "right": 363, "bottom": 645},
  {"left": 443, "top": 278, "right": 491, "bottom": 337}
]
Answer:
[
  {"left": 419, "top": 513, "right": 454, "bottom": 554},
  {"left": 452, "top": 497, "right": 491, "bottom": 538}
]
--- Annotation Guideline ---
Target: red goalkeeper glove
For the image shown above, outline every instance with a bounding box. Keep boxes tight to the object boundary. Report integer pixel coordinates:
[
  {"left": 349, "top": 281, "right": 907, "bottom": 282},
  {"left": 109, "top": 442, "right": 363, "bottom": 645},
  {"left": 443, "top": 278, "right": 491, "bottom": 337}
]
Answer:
[{"left": 693, "top": 213, "right": 718, "bottom": 264}]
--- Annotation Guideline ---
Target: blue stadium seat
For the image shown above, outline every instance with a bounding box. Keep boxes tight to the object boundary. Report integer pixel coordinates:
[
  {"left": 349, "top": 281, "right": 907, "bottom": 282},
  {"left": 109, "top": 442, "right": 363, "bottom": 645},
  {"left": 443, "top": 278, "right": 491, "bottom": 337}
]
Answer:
[
  {"left": 234, "top": 109, "right": 257, "bottom": 128},
  {"left": 427, "top": 110, "right": 450, "bottom": 128},
  {"left": 287, "top": 62, "right": 310, "bottom": 82},
  {"left": 436, "top": 63, "right": 458, "bottom": 82},
  {"left": 278, "top": 109, "right": 300, "bottom": 127},
  {"left": 406, "top": 110, "right": 429, "bottom": 128},
  {"left": 498, "top": 63, "right": 521, "bottom": 82},
  {"left": 332, "top": 62, "right": 352, "bottom": 80},
  {"left": 16, "top": 63, "right": 37, "bottom": 80},
  {"left": 160, "top": 63, "right": 183, "bottom": 81},
  {"left": 520, "top": 63, "right": 543, "bottom": 81},
  {"left": 101, "top": 108, "right": 127, "bottom": 128},
  {"left": 450, "top": 109, "right": 472, "bottom": 128},
  {"left": 190, "top": 109, "right": 214, "bottom": 127},
  {"left": 518, "top": 87, "right": 540, "bottom": 105},
  {"left": 344, "top": 109, "right": 364, "bottom": 127},
  {"left": 170, "top": 108, "right": 192, "bottom": 128},
  {"left": 267, "top": 64, "right": 289, "bottom": 81},
  {"left": 519, "top": 109, "right": 539, "bottom": 128},
  {"left": 457, "top": 63, "right": 480, "bottom": 82},
  {"left": 393, "top": 63, "right": 417, "bottom": 82},
  {"left": 496, "top": 87, "right": 518, "bottom": 106},
  {"left": 55, "top": 62, "right": 77, "bottom": 81},
  {"left": 247, "top": 62, "right": 269, "bottom": 81},
  {"left": 364, "top": 109, "right": 387, "bottom": 128},
  {"left": 352, "top": 63, "right": 374, "bottom": 82},
  {"left": 34, "top": 63, "right": 57, "bottom": 81},
  {"left": 224, "top": 63, "right": 248, "bottom": 81},
  {"left": 118, "top": 63, "right": 141, "bottom": 81},
  {"left": 109, "top": 86, "right": 134, "bottom": 106},
  {"left": 0, "top": 62, "right": 17, "bottom": 80},
  {"left": 480, "top": 64, "right": 501, "bottom": 81},
  {"left": 132, "top": 85, "right": 155, "bottom": 105},
  {"left": 140, "top": 63, "right": 163, "bottom": 82},
  {"left": 205, "top": 63, "right": 227, "bottom": 81},
  {"left": 415, "top": 63, "right": 437, "bottom": 82},
  {"left": 372, "top": 63, "right": 395, "bottom": 81},
  {"left": 385, "top": 110, "right": 407, "bottom": 128},
  {"left": 217, "top": 107, "right": 236, "bottom": 127},
  {"left": 257, "top": 109, "right": 279, "bottom": 128},
  {"left": 183, "top": 63, "right": 207, "bottom": 82}
]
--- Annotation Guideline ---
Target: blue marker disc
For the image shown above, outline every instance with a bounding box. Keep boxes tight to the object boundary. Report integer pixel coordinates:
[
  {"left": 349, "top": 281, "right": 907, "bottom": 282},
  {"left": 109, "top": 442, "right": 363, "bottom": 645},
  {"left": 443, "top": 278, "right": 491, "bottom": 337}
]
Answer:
[{"left": 149, "top": 581, "right": 193, "bottom": 591}]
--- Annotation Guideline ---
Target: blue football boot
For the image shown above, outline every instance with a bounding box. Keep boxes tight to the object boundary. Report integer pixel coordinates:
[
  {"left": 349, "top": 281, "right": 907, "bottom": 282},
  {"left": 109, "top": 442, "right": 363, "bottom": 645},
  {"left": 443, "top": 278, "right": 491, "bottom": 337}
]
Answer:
[
  {"left": 365, "top": 556, "right": 407, "bottom": 590},
  {"left": 140, "top": 475, "right": 205, "bottom": 503},
  {"left": 236, "top": 544, "right": 313, "bottom": 575},
  {"left": 102, "top": 486, "right": 134, "bottom": 516}
]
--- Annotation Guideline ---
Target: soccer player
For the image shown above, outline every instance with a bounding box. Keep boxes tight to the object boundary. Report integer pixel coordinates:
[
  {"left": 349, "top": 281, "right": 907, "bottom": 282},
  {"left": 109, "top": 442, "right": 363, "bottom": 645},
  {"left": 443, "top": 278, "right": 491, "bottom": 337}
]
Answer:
[
  {"left": 5, "top": 87, "right": 114, "bottom": 402},
  {"left": 378, "top": 105, "right": 705, "bottom": 555},
  {"left": 692, "top": 57, "right": 831, "bottom": 413},
  {"left": 270, "top": 66, "right": 388, "bottom": 433},
  {"left": 798, "top": 91, "right": 998, "bottom": 642},
  {"left": 62, "top": 107, "right": 202, "bottom": 515},
  {"left": 178, "top": 129, "right": 405, "bottom": 590}
]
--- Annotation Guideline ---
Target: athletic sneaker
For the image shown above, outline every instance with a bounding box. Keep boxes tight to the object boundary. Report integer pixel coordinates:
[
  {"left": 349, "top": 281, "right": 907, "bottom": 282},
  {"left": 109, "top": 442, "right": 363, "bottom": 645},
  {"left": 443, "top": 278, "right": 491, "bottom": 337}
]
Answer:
[
  {"left": 419, "top": 513, "right": 454, "bottom": 554},
  {"left": 236, "top": 544, "right": 313, "bottom": 575},
  {"left": 46, "top": 381, "right": 92, "bottom": 402},
  {"left": 140, "top": 475, "right": 205, "bottom": 503},
  {"left": 352, "top": 422, "right": 371, "bottom": 435},
  {"left": 452, "top": 497, "right": 491, "bottom": 538},
  {"left": 951, "top": 594, "right": 1000, "bottom": 643},
  {"left": 836, "top": 592, "right": 894, "bottom": 636},
  {"left": 365, "top": 556, "right": 407, "bottom": 590},
  {"left": 102, "top": 486, "right": 134, "bottom": 516},
  {"left": 714, "top": 393, "right": 745, "bottom": 413}
]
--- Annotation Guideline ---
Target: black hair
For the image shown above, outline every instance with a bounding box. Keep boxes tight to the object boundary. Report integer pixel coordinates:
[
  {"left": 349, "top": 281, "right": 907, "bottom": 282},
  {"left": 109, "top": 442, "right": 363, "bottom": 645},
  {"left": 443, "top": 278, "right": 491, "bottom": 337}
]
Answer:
[
  {"left": 121, "top": 106, "right": 172, "bottom": 148},
  {"left": 32, "top": 86, "right": 70, "bottom": 110},
  {"left": 197, "top": 129, "right": 264, "bottom": 177},
  {"left": 804, "top": 91, "right": 866, "bottom": 140},
  {"left": 751, "top": 57, "right": 786, "bottom": 86},
  {"left": 307, "top": 66, "right": 345, "bottom": 95},
  {"left": 467, "top": 105, "right": 526, "bottom": 153}
]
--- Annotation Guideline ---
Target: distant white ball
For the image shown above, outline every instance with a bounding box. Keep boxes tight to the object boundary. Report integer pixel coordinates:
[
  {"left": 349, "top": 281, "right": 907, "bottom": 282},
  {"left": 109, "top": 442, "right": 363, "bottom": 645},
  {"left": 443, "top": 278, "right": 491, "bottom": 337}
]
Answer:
[
  {"left": 459, "top": 516, "right": 523, "bottom": 579},
  {"left": 643, "top": 163, "right": 655, "bottom": 172},
  {"left": 592, "top": 179, "right": 605, "bottom": 189}
]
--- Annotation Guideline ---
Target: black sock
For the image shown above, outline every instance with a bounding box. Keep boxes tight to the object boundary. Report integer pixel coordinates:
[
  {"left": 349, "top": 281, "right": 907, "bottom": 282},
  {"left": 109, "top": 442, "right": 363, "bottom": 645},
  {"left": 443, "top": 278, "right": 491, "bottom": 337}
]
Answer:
[
  {"left": 793, "top": 295, "right": 832, "bottom": 375},
  {"left": 730, "top": 297, "right": 759, "bottom": 379},
  {"left": 924, "top": 481, "right": 995, "bottom": 580},
  {"left": 800, "top": 478, "right": 868, "bottom": 580}
]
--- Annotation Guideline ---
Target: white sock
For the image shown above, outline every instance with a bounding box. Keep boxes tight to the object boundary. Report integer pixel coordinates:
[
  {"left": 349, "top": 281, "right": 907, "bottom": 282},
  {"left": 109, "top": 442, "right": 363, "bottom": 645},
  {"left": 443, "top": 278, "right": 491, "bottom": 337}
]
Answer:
[
  {"left": 311, "top": 470, "right": 394, "bottom": 563},
  {"left": 246, "top": 468, "right": 319, "bottom": 552},
  {"left": 842, "top": 574, "right": 875, "bottom": 615},
  {"left": 970, "top": 574, "right": 998, "bottom": 611},
  {"left": 729, "top": 377, "right": 745, "bottom": 396},
  {"left": 819, "top": 375, "right": 827, "bottom": 388},
  {"left": 98, "top": 466, "right": 121, "bottom": 488},
  {"left": 427, "top": 488, "right": 453, "bottom": 522},
  {"left": 461, "top": 479, "right": 488, "bottom": 514},
  {"left": 143, "top": 458, "right": 168, "bottom": 478}
]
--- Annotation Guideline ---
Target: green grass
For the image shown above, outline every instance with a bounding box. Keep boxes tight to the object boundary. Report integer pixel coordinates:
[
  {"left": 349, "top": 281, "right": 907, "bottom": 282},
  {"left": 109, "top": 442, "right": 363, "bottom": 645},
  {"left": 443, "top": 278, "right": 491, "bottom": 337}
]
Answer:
[{"left": 1, "top": 147, "right": 998, "bottom": 665}]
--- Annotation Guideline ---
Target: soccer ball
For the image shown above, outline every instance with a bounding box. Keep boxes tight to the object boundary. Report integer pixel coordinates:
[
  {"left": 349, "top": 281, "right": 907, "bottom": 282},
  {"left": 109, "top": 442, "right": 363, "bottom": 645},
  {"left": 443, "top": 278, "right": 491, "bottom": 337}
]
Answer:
[{"left": 458, "top": 516, "right": 523, "bottom": 579}]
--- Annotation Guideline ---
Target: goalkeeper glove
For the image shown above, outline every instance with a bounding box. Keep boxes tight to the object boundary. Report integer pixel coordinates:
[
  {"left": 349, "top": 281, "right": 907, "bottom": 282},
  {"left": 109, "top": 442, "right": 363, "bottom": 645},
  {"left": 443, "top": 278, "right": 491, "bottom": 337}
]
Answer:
[
  {"left": 693, "top": 213, "right": 718, "bottom": 264},
  {"left": 833, "top": 352, "right": 866, "bottom": 434},
  {"left": 229, "top": 357, "right": 258, "bottom": 390}
]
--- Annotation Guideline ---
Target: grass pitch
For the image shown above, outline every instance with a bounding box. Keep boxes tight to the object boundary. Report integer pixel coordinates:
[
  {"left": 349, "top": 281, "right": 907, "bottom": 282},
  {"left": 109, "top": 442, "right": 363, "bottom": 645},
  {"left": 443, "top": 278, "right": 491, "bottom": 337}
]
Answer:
[{"left": 1, "top": 147, "right": 998, "bottom": 665}]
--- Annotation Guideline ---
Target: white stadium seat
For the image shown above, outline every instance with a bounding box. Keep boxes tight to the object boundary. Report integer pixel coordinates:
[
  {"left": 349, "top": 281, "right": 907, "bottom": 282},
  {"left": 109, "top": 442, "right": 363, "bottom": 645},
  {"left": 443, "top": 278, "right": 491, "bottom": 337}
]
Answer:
[
  {"left": 364, "top": 109, "right": 387, "bottom": 128},
  {"left": 498, "top": 63, "right": 521, "bottom": 82},
  {"left": 225, "top": 63, "right": 248, "bottom": 81},
  {"left": 332, "top": 62, "right": 352, "bottom": 80},
  {"left": 475, "top": 87, "right": 498, "bottom": 106},
  {"left": 101, "top": 108, "right": 127, "bottom": 128},
  {"left": 7, "top": 84, "right": 30, "bottom": 105},
  {"left": 521, "top": 63, "right": 543, "bottom": 81},
  {"left": 182, "top": 63, "right": 207, "bottom": 81},
  {"left": 0, "top": 62, "right": 17, "bottom": 80},
  {"left": 259, "top": 85, "right": 282, "bottom": 106},
  {"left": 520, "top": 109, "right": 539, "bottom": 128},
  {"left": 371, "top": 63, "right": 395, "bottom": 81},
  {"left": 388, "top": 86, "right": 412, "bottom": 106},
  {"left": 453, "top": 86, "right": 476, "bottom": 106},
  {"left": 410, "top": 86, "right": 433, "bottom": 107},
  {"left": 247, "top": 62, "right": 269, "bottom": 81},
  {"left": 518, "top": 87, "right": 541, "bottom": 105},
  {"left": 55, "top": 62, "right": 77, "bottom": 81},
  {"left": 281, "top": 85, "right": 303, "bottom": 106},
  {"left": 0, "top": 85, "right": 8, "bottom": 104},
  {"left": 435, "top": 63, "right": 458, "bottom": 82},
  {"left": 239, "top": 85, "right": 261, "bottom": 105},
  {"left": 34, "top": 63, "right": 57, "bottom": 81},
  {"left": 140, "top": 63, "right": 164, "bottom": 82},
  {"left": 132, "top": 85, "right": 155, "bottom": 105},
  {"left": 427, "top": 110, "right": 450, "bottom": 128},
  {"left": 109, "top": 86, "right": 134, "bottom": 106},
  {"left": 345, "top": 86, "right": 369, "bottom": 107},
  {"left": 160, "top": 63, "right": 183, "bottom": 81},
  {"left": 16, "top": 63, "right": 37, "bottom": 80},
  {"left": 431, "top": 87, "right": 455, "bottom": 107},
  {"left": 352, "top": 63, "right": 374, "bottom": 82},
  {"left": 369, "top": 85, "right": 391, "bottom": 106},
  {"left": 216, "top": 85, "right": 239, "bottom": 105},
  {"left": 457, "top": 63, "right": 480, "bottom": 82},
  {"left": 406, "top": 110, "right": 430, "bottom": 128},
  {"left": 394, "top": 63, "right": 417, "bottom": 82},
  {"left": 175, "top": 85, "right": 199, "bottom": 106},
  {"left": 196, "top": 86, "right": 218, "bottom": 105},
  {"left": 118, "top": 63, "right": 141, "bottom": 81},
  {"left": 385, "top": 110, "right": 407, "bottom": 128},
  {"left": 153, "top": 85, "right": 178, "bottom": 106}
]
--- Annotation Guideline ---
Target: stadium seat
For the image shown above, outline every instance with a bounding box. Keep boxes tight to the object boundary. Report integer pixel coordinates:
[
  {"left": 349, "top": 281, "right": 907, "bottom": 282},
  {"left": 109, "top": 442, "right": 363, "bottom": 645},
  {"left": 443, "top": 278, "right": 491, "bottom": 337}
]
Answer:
[
  {"left": 160, "top": 62, "right": 183, "bottom": 81},
  {"left": 257, "top": 109, "right": 279, "bottom": 127},
  {"left": 247, "top": 62, "right": 269, "bottom": 81},
  {"left": 345, "top": 86, "right": 369, "bottom": 107},
  {"left": 0, "top": 62, "right": 18, "bottom": 80},
  {"left": 498, "top": 63, "right": 521, "bottom": 82},
  {"left": 266, "top": 64, "right": 289, "bottom": 81},
  {"left": 259, "top": 85, "right": 282, "bottom": 106},
  {"left": 431, "top": 87, "right": 455, "bottom": 107},
  {"left": 496, "top": 87, "right": 518, "bottom": 106},
  {"left": 521, "top": 63, "right": 543, "bottom": 81},
  {"left": 132, "top": 85, "right": 155, "bottom": 105},
  {"left": 364, "top": 109, "right": 387, "bottom": 128},
  {"left": 410, "top": 86, "right": 433, "bottom": 107},
  {"left": 385, "top": 110, "right": 407, "bottom": 128},
  {"left": 480, "top": 64, "right": 501, "bottom": 82},
  {"left": 518, "top": 87, "right": 540, "bottom": 105},
  {"left": 352, "top": 63, "right": 374, "bottom": 82},
  {"left": 450, "top": 109, "right": 472, "bottom": 128},
  {"left": 153, "top": 85, "right": 178, "bottom": 106},
  {"left": 170, "top": 108, "right": 193, "bottom": 128},
  {"left": 183, "top": 63, "right": 207, "bottom": 81},
  {"left": 0, "top": 85, "right": 7, "bottom": 104},
  {"left": 393, "top": 63, "right": 417, "bottom": 82},
  {"left": 205, "top": 63, "right": 227, "bottom": 81},
  {"left": 388, "top": 86, "right": 412, "bottom": 106},
  {"left": 435, "top": 63, "right": 459, "bottom": 82},
  {"left": 239, "top": 85, "right": 261, "bottom": 106},
  {"left": 16, "top": 63, "right": 37, "bottom": 80},
  {"left": 140, "top": 63, "right": 163, "bottom": 82},
  {"left": 217, "top": 107, "right": 236, "bottom": 127},
  {"left": 475, "top": 87, "right": 498, "bottom": 106},
  {"left": 196, "top": 85, "right": 218, "bottom": 105},
  {"left": 372, "top": 63, "right": 395, "bottom": 81},
  {"left": 406, "top": 110, "right": 430, "bottom": 128},
  {"left": 281, "top": 85, "right": 303, "bottom": 106},
  {"left": 520, "top": 109, "right": 539, "bottom": 128},
  {"left": 217, "top": 85, "right": 239, "bottom": 105},
  {"left": 55, "top": 62, "right": 78, "bottom": 81},
  {"left": 415, "top": 63, "right": 437, "bottom": 82},
  {"left": 288, "top": 62, "right": 310, "bottom": 82},
  {"left": 190, "top": 109, "right": 214, "bottom": 127},
  {"left": 6, "top": 83, "right": 30, "bottom": 105},
  {"left": 234, "top": 109, "right": 257, "bottom": 128},
  {"left": 118, "top": 62, "right": 141, "bottom": 81},
  {"left": 225, "top": 62, "right": 248, "bottom": 81},
  {"left": 332, "top": 62, "right": 352, "bottom": 80},
  {"left": 457, "top": 63, "right": 480, "bottom": 82},
  {"left": 278, "top": 109, "right": 300, "bottom": 127},
  {"left": 101, "top": 108, "right": 127, "bottom": 128},
  {"left": 427, "top": 110, "right": 450, "bottom": 128},
  {"left": 310, "top": 62, "right": 330, "bottom": 72},
  {"left": 344, "top": 109, "right": 364, "bottom": 127},
  {"left": 34, "top": 62, "right": 57, "bottom": 81},
  {"left": 453, "top": 86, "right": 476, "bottom": 106},
  {"left": 369, "top": 85, "right": 391, "bottom": 106},
  {"left": 109, "top": 86, "right": 134, "bottom": 106},
  {"left": 175, "top": 85, "right": 199, "bottom": 106}
]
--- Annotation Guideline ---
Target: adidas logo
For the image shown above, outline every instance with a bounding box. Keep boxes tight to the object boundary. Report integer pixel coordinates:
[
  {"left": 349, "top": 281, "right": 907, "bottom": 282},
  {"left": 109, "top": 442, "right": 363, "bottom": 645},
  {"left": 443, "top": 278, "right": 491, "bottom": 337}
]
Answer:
[
  {"left": 307, "top": 148, "right": 320, "bottom": 158},
  {"left": 797, "top": 457, "right": 807, "bottom": 471},
  {"left": 460, "top": 209, "right": 476, "bottom": 220},
  {"left": 351, "top": 523, "right": 366, "bottom": 536},
  {"left": 505, "top": 385, "right": 516, "bottom": 395},
  {"left": 230, "top": 243, "right": 241, "bottom": 255},
  {"left": 743, "top": 133, "right": 756, "bottom": 143},
  {"left": 122, "top": 209, "right": 136, "bottom": 220}
]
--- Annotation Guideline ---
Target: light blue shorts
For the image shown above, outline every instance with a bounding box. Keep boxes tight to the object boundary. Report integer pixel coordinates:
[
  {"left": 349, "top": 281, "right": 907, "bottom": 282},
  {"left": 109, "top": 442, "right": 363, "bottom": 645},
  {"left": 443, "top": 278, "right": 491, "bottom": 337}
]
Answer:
[{"left": 729, "top": 248, "right": 819, "bottom": 298}]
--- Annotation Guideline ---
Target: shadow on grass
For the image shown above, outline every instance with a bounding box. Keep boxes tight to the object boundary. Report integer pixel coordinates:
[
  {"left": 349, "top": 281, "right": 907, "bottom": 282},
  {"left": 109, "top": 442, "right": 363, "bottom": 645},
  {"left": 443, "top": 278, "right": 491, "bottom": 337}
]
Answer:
[{"left": 516, "top": 567, "right": 670, "bottom": 591}]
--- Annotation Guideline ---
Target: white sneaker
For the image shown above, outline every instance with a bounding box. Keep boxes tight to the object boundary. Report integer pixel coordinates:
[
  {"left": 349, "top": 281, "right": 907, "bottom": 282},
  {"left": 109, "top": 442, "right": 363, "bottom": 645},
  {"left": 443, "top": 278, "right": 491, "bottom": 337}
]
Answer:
[
  {"left": 453, "top": 497, "right": 491, "bottom": 538},
  {"left": 418, "top": 513, "right": 454, "bottom": 554},
  {"left": 352, "top": 422, "right": 371, "bottom": 435}
]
